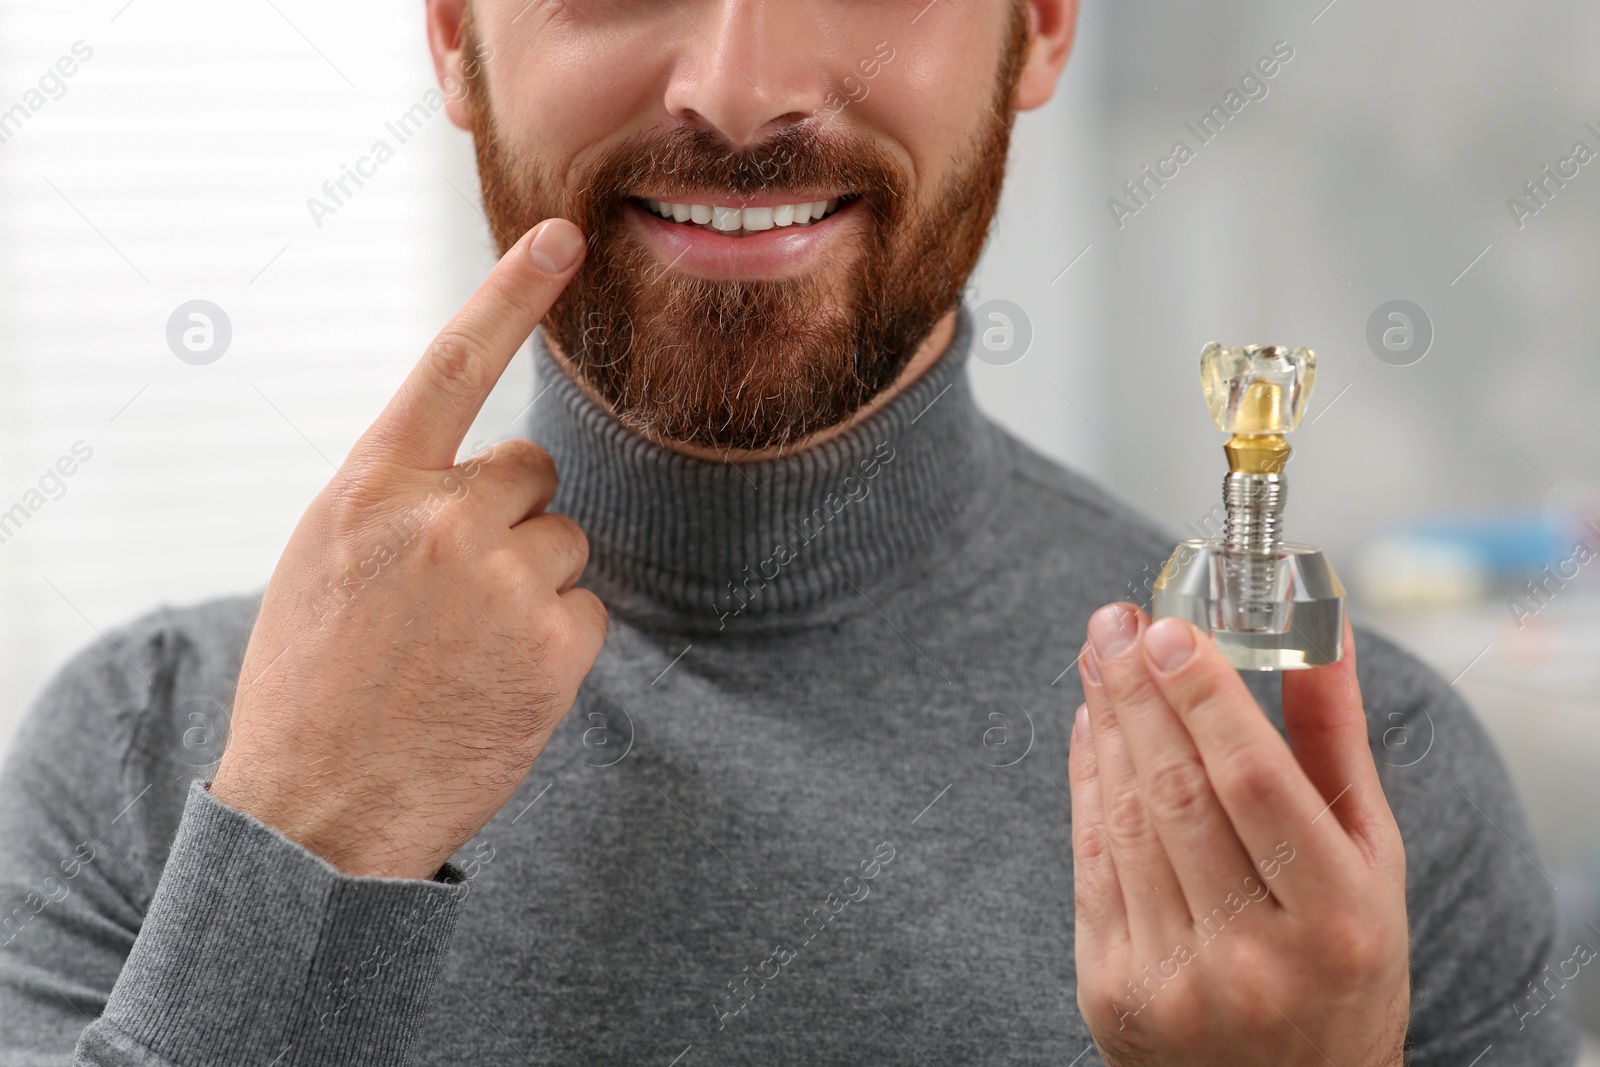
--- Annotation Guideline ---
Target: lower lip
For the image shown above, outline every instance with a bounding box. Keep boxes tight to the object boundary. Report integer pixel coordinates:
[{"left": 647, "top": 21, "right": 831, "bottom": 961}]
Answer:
[{"left": 624, "top": 198, "right": 864, "bottom": 280}]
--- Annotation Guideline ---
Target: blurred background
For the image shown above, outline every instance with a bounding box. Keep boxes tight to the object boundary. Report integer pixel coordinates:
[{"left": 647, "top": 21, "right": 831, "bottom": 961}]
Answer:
[{"left": 2, "top": 0, "right": 1598, "bottom": 1051}]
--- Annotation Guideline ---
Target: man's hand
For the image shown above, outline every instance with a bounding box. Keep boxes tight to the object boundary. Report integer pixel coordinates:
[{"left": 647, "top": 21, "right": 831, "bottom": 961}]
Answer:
[
  {"left": 1069, "top": 603, "right": 1409, "bottom": 1066},
  {"left": 211, "top": 219, "right": 603, "bottom": 881}
]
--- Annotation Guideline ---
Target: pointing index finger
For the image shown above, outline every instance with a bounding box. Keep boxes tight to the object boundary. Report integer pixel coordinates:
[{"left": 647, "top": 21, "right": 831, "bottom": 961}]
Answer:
[{"left": 353, "top": 218, "right": 587, "bottom": 471}]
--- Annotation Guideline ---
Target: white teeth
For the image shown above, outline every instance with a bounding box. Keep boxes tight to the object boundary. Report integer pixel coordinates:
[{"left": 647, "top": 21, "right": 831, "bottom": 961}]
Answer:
[{"left": 641, "top": 196, "right": 847, "bottom": 234}]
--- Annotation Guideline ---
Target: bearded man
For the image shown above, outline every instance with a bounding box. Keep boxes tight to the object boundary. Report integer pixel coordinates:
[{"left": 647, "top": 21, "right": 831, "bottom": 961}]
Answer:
[{"left": 0, "top": 1, "right": 1577, "bottom": 1064}]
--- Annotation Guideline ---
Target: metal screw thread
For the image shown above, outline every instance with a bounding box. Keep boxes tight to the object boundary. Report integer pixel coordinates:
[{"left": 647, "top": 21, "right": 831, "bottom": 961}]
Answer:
[
  {"left": 1222, "top": 472, "right": 1286, "bottom": 630},
  {"left": 1223, "top": 472, "right": 1286, "bottom": 555}
]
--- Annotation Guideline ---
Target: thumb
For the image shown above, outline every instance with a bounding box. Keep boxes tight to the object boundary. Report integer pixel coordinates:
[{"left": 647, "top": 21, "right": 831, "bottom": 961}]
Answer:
[{"left": 1281, "top": 614, "right": 1398, "bottom": 867}]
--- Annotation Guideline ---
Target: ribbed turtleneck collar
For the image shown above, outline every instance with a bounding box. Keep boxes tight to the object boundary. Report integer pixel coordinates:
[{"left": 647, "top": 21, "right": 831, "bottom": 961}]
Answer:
[{"left": 525, "top": 302, "right": 1003, "bottom": 632}]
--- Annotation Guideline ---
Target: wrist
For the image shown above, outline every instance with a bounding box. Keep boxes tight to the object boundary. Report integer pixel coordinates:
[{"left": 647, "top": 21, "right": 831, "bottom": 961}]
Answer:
[{"left": 208, "top": 762, "right": 440, "bottom": 880}]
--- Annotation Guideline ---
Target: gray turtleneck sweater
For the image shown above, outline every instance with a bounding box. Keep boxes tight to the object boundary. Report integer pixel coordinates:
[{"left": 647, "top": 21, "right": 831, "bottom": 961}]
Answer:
[{"left": 0, "top": 306, "right": 1578, "bottom": 1065}]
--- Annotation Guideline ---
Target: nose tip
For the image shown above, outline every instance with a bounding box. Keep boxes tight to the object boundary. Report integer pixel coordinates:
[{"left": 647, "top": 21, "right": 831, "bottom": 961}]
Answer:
[
  {"left": 676, "top": 103, "right": 812, "bottom": 152},
  {"left": 663, "top": 5, "right": 826, "bottom": 150}
]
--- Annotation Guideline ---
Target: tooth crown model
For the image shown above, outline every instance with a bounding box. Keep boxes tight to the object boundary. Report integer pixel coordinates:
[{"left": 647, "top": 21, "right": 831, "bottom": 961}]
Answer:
[{"left": 1151, "top": 343, "right": 1345, "bottom": 671}]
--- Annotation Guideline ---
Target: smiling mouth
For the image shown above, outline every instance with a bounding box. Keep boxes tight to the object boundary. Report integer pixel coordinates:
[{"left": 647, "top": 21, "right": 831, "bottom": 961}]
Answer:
[{"left": 632, "top": 195, "right": 854, "bottom": 238}]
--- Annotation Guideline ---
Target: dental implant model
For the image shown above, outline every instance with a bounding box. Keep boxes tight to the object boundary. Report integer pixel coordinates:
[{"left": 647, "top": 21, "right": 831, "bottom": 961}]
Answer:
[{"left": 1151, "top": 343, "right": 1345, "bottom": 670}]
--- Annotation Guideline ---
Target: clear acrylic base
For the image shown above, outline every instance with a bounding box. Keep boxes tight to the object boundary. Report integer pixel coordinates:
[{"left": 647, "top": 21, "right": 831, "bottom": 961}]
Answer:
[{"left": 1151, "top": 539, "right": 1345, "bottom": 671}]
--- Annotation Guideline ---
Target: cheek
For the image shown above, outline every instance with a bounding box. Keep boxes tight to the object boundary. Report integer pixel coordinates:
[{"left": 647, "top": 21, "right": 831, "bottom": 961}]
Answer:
[
  {"left": 844, "top": 2, "right": 1010, "bottom": 165},
  {"left": 856, "top": 45, "right": 993, "bottom": 194},
  {"left": 477, "top": 16, "right": 676, "bottom": 175}
]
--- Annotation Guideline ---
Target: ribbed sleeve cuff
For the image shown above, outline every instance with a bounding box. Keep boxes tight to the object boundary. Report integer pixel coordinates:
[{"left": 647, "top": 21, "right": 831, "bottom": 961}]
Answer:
[{"left": 88, "top": 779, "right": 470, "bottom": 1066}]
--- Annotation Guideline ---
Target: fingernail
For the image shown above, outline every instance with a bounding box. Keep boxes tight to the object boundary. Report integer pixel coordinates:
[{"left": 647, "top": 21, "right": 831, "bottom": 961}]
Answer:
[
  {"left": 1144, "top": 616, "right": 1197, "bottom": 673},
  {"left": 1074, "top": 702, "right": 1089, "bottom": 742},
  {"left": 529, "top": 220, "right": 585, "bottom": 274},
  {"left": 1087, "top": 603, "right": 1139, "bottom": 661},
  {"left": 1080, "top": 645, "right": 1101, "bottom": 686}
]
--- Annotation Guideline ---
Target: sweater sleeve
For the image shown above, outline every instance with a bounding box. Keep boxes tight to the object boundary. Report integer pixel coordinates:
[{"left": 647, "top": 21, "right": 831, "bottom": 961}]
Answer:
[
  {"left": 1352, "top": 632, "right": 1580, "bottom": 1066},
  {"left": 0, "top": 602, "right": 472, "bottom": 1066},
  {"left": 74, "top": 781, "right": 471, "bottom": 1065}
]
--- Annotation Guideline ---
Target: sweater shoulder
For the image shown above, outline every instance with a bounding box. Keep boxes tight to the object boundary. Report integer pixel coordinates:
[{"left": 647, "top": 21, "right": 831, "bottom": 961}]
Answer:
[
  {"left": 999, "top": 426, "right": 1173, "bottom": 552},
  {"left": 979, "top": 423, "right": 1177, "bottom": 598},
  {"left": 0, "top": 591, "right": 263, "bottom": 904},
  {"left": 1351, "top": 627, "right": 1576, "bottom": 1058}
]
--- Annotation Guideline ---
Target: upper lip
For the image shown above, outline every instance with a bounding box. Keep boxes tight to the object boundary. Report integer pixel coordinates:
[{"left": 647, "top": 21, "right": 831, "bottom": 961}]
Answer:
[{"left": 630, "top": 191, "right": 854, "bottom": 209}]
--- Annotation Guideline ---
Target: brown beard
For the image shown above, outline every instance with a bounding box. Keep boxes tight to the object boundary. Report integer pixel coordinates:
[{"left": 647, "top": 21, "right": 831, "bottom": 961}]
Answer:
[{"left": 460, "top": 3, "right": 1028, "bottom": 451}]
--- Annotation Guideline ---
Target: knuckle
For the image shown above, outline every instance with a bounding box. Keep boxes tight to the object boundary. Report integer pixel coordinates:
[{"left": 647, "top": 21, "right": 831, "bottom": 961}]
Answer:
[
  {"left": 417, "top": 507, "right": 476, "bottom": 563},
  {"left": 483, "top": 435, "right": 549, "bottom": 471},
  {"left": 536, "top": 604, "right": 584, "bottom": 665},
  {"left": 1105, "top": 784, "right": 1152, "bottom": 843},
  {"left": 545, "top": 513, "right": 590, "bottom": 571},
  {"left": 322, "top": 479, "right": 379, "bottom": 527},
  {"left": 1208, "top": 941, "right": 1279, "bottom": 1025},
  {"left": 566, "top": 590, "right": 609, "bottom": 648},
  {"left": 1319, "top": 913, "right": 1392, "bottom": 980},
  {"left": 1082, "top": 970, "right": 1196, "bottom": 1055},
  {"left": 544, "top": 508, "right": 584, "bottom": 544},
  {"left": 1144, "top": 984, "right": 1206, "bottom": 1043},
  {"left": 1220, "top": 974, "right": 1279, "bottom": 1032},
  {"left": 1218, "top": 751, "right": 1289, "bottom": 809},
  {"left": 325, "top": 462, "right": 402, "bottom": 519},
  {"left": 584, "top": 592, "right": 610, "bottom": 645},
  {"left": 1076, "top": 977, "right": 1129, "bottom": 1034},
  {"left": 423, "top": 330, "right": 490, "bottom": 400},
  {"left": 482, "top": 541, "right": 532, "bottom": 587},
  {"left": 1143, "top": 757, "right": 1214, "bottom": 824},
  {"left": 542, "top": 591, "right": 607, "bottom": 671},
  {"left": 1072, "top": 975, "right": 1104, "bottom": 1015},
  {"left": 1072, "top": 816, "right": 1113, "bottom": 864},
  {"left": 1162, "top": 982, "right": 1206, "bottom": 1028}
]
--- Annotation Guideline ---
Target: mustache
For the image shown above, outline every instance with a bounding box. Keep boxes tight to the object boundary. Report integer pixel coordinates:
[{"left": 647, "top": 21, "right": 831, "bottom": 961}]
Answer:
[{"left": 564, "top": 123, "right": 906, "bottom": 216}]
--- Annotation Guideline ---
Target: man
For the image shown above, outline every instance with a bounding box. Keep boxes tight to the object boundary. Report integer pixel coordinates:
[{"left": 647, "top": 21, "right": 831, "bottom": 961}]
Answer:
[{"left": 0, "top": 0, "right": 1576, "bottom": 1063}]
